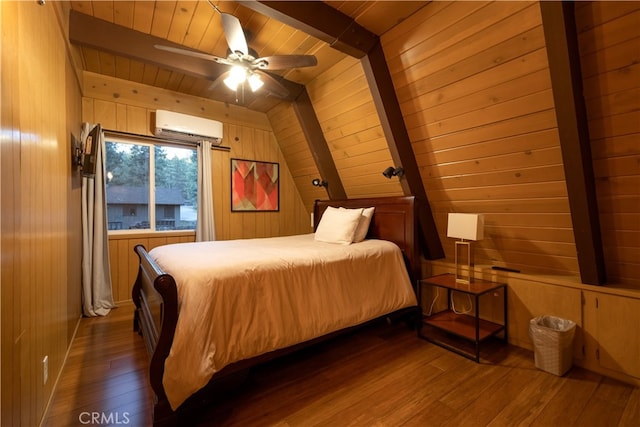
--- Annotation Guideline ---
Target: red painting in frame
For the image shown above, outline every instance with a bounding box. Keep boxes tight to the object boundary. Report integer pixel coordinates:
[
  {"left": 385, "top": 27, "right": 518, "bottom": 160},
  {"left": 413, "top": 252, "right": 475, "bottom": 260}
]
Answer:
[{"left": 231, "top": 158, "right": 279, "bottom": 211}]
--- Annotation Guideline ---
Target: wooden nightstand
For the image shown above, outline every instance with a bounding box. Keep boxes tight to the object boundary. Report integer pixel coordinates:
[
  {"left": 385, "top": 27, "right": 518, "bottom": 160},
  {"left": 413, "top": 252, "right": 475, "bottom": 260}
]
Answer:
[{"left": 417, "top": 273, "right": 507, "bottom": 362}]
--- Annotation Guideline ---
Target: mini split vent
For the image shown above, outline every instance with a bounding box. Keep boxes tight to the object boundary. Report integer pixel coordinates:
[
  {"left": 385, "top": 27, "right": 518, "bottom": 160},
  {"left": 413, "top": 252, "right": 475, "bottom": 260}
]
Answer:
[{"left": 154, "top": 110, "right": 223, "bottom": 145}]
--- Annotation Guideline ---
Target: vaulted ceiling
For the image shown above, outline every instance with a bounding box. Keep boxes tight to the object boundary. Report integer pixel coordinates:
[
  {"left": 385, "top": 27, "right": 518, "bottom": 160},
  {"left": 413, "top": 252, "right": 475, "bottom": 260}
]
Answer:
[
  {"left": 67, "top": 1, "right": 624, "bottom": 284},
  {"left": 69, "top": 1, "right": 427, "bottom": 113}
]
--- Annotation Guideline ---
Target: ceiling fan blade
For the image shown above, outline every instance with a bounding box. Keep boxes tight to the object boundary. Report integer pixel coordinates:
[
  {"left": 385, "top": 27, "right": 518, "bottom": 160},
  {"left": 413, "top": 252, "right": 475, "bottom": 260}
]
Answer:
[
  {"left": 255, "top": 71, "right": 290, "bottom": 98},
  {"left": 220, "top": 12, "right": 248, "bottom": 56},
  {"left": 154, "top": 44, "right": 232, "bottom": 65},
  {"left": 252, "top": 55, "right": 318, "bottom": 70}
]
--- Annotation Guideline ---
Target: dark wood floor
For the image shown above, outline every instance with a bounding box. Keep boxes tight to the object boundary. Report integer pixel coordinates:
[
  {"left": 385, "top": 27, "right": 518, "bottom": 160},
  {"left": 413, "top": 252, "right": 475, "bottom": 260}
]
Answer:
[{"left": 44, "top": 303, "right": 639, "bottom": 427}]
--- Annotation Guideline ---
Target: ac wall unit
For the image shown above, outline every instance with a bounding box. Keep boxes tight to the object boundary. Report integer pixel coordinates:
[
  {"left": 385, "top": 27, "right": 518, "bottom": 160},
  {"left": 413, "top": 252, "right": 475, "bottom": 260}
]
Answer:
[{"left": 154, "top": 110, "right": 223, "bottom": 145}]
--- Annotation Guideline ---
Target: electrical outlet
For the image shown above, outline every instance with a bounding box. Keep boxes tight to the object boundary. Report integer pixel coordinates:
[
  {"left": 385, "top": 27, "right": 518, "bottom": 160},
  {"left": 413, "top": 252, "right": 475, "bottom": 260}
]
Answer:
[{"left": 43, "top": 355, "right": 49, "bottom": 385}]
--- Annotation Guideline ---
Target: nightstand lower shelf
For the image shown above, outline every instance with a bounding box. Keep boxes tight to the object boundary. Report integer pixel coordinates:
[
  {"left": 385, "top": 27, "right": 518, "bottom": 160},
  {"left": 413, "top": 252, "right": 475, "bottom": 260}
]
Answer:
[{"left": 423, "top": 310, "right": 505, "bottom": 341}]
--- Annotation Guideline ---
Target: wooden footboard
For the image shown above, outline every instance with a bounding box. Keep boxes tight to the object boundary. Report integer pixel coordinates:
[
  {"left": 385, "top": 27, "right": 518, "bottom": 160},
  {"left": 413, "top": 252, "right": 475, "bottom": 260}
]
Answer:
[{"left": 131, "top": 244, "right": 178, "bottom": 422}]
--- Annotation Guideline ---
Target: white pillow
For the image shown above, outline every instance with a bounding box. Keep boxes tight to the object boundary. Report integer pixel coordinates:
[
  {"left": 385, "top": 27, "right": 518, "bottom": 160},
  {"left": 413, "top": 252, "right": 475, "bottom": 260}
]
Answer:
[
  {"left": 314, "top": 206, "right": 364, "bottom": 244},
  {"left": 346, "top": 207, "right": 375, "bottom": 242}
]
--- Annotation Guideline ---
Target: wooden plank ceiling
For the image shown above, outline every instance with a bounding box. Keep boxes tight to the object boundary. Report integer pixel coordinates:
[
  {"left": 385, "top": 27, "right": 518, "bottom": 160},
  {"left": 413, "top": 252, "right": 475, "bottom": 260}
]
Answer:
[{"left": 69, "top": 1, "right": 427, "bottom": 113}]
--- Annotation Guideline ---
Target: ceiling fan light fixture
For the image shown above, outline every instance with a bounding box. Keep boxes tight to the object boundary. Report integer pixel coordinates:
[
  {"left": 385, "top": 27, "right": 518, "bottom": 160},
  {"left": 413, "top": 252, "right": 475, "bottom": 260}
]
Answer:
[
  {"left": 223, "top": 65, "right": 247, "bottom": 90},
  {"left": 155, "top": 5, "right": 317, "bottom": 100},
  {"left": 247, "top": 73, "right": 264, "bottom": 92},
  {"left": 223, "top": 76, "right": 239, "bottom": 91}
]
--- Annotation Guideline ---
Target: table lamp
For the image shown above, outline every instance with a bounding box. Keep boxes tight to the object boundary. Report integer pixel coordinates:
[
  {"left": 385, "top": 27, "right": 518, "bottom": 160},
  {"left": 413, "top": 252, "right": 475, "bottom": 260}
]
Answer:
[{"left": 447, "top": 213, "right": 484, "bottom": 284}]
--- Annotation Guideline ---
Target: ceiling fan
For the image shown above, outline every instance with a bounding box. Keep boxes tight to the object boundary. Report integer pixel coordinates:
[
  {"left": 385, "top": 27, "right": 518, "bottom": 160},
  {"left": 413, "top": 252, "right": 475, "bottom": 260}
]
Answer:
[{"left": 155, "top": 1, "right": 317, "bottom": 100}]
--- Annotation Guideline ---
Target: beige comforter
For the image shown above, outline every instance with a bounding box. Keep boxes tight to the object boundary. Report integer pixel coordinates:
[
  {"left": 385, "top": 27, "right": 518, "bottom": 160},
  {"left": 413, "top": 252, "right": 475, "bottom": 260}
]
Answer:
[{"left": 149, "top": 234, "right": 417, "bottom": 409}]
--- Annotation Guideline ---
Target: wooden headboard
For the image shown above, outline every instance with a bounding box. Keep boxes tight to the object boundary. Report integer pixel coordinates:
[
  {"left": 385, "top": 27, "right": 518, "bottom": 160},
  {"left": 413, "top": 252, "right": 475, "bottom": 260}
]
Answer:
[{"left": 313, "top": 196, "right": 421, "bottom": 283}]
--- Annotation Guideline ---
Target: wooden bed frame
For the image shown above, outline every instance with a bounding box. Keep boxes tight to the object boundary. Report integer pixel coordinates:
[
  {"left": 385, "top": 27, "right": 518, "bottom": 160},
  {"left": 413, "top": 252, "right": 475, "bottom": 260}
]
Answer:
[{"left": 131, "top": 196, "right": 421, "bottom": 425}]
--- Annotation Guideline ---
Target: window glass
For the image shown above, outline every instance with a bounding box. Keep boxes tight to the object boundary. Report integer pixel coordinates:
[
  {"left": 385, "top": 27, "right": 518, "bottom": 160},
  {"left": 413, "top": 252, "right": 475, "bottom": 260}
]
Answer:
[
  {"left": 105, "top": 139, "right": 197, "bottom": 232},
  {"left": 154, "top": 145, "right": 197, "bottom": 231}
]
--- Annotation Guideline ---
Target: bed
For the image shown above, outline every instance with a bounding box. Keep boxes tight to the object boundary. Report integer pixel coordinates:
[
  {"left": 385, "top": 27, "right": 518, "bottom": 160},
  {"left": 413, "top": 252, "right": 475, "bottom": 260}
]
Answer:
[{"left": 132, "top": 196, "right": 421, "bottom": 425}]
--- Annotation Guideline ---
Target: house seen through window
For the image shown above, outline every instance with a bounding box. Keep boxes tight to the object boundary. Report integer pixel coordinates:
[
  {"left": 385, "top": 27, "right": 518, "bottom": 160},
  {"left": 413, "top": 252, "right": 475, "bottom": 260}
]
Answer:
[{"left": 105, "top": 138, "right": 197, "bottom": 232}]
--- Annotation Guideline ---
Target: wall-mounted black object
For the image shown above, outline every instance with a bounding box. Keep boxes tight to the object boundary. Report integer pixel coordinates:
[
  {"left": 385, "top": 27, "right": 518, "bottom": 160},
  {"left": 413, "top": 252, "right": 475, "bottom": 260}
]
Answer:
[
  {"left": 71, "top": 133, "right": 82, "bottom": 170},
  {"left": 382, "top": 166, "right": 404, "bottom": 179},
  {"left": 82, "top": 124, "right": 101, "bottom": 177}
]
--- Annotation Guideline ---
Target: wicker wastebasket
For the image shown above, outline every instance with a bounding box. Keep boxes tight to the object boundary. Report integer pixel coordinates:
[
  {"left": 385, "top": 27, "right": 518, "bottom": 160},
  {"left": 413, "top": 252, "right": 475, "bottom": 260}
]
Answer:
[{"left": 529, "top": 315, "right": 576, "bottom": 376}]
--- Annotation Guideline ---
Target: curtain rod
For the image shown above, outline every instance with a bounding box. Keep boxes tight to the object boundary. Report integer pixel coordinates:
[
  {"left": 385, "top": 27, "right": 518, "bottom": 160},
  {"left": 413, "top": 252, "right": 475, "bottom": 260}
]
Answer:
[{"left": 103, "top": 129, "right": 231, "bottom": 152}]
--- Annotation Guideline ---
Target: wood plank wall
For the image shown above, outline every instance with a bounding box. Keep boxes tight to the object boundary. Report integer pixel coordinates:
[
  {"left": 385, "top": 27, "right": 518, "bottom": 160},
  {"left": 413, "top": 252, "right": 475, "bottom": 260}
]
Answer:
[
  {"left": 108, "top": 232, "right": 194, "bottom": 303},
  {"left": 381, "top": 1, "right": 578, "bottom": 277},
  {"left": 0, "top": 1, "right": 83, "bottom": 425},
  {"left": 82, "top": 73, "right": 311, "bottom": 302},
  {"left": 307, "top": 56, "right": 404, "bottom": 200},
  {"left": 267, "top": 56, "right": 405, "bottom": 213},
  {"left": 575, "top": 2, "right": 640, "bottom": 288}
]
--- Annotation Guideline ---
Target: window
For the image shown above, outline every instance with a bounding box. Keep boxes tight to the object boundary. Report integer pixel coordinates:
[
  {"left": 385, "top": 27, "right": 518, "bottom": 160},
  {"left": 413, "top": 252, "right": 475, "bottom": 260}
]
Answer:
[{"left": 105, "top": 137, "right": 198, "bottom": 232}]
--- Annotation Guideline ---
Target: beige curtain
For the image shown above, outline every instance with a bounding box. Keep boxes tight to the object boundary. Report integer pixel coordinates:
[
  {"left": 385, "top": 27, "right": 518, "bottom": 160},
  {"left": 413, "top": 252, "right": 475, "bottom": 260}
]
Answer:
[
  {"left": 81, "top": 123, "right": 115, "bottom": 316},
  {"left": 196, "top": 140, "right": 215, "bottom": 241}
]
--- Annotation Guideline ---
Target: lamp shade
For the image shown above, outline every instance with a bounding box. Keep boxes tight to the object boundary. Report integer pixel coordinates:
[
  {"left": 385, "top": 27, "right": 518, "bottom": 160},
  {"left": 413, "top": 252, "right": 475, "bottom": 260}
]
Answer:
[
  {"left": 447, "top": 213, "right": 484, "bottom": 241},
  {"left": 223, "top": 65, "right": 247, "bottom": 90},
  {"left": 247, "top": 73, "right": 264, "bottom": 92}
]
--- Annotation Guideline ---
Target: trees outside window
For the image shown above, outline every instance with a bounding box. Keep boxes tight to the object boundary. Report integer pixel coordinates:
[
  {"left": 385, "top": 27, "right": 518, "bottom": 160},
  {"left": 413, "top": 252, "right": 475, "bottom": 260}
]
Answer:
[{"left": 105, "top": 138, "right": 197, "bottom": 232}]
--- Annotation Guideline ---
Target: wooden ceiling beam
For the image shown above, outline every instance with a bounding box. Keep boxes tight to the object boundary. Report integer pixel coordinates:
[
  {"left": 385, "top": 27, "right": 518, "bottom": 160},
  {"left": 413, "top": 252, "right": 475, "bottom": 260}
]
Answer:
[
  {"left": 69, "top": 10, "right": 223, "bottom": 81},
  {"left": 540, "top": 2, "right": 606, "bottom": 285},
  {"left": 240, "top": 1, "right": 378, "bottom": 58},
  {"left": 68, "top": 10, "right": 303, "bottom": 103},
  {"left": 362, "top": 43, "right": 444, "bottom": 260},
  {"left": 293, "top": 89, "right": 347, "bottom": 200}
]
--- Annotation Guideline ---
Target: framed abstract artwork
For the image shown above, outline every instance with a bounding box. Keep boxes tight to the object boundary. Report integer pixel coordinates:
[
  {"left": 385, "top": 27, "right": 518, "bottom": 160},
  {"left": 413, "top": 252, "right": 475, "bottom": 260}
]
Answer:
[{"left": 231, "top": 158, "right": 279, "bottom": 212}]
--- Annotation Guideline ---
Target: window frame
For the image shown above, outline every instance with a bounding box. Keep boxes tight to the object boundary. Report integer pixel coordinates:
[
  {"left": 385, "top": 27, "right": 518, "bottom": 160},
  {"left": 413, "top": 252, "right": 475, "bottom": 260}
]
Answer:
[{"left": 105, "top": 135, "right": 197, "bottom": 235}]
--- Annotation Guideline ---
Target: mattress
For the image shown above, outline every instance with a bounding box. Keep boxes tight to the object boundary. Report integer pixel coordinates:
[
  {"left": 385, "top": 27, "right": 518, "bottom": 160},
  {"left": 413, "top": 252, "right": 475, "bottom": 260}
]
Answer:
[{"left": 149, "top": 233, "right": 417, "bottom": 409}]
